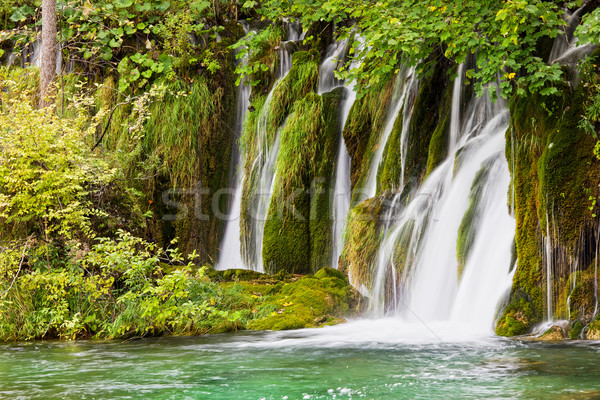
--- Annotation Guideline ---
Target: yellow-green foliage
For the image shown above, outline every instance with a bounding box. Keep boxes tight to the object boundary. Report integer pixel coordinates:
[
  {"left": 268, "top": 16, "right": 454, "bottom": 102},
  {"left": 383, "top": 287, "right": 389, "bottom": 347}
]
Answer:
[
  {"left": 0, "top": 66, "right": 39, "bottom": 104},
  {"left": 0, "top": 71, "right": 109, "bottom": 242},
  {"left": 141, "top": 78, "right": 223, "bottom": 189},
  {"left": 237, "top": 25, "right": 284, "bottom": 93},
  {"left": 0, "top": 238, "right": 359, "bottom": 340}
]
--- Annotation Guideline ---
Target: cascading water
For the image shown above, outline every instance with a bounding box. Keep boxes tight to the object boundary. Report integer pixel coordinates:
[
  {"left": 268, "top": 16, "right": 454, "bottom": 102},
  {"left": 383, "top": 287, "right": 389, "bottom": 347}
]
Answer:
[
  {"left": 449, "top": 63, "right": 465, "bottom": 152},
  {"left": 216, "top": 49, "right": 252, "bottom": 271},
  {"left": 317, "top": 38, "right": 356, "bottom": 269},
  {"left": 549, "top": 5, "right": 588, "bottom": 63},
  {"left": 317, "top": 39, "right": 349, "bottom": 95},
  {"left": 361, "top": 67, "right": 417, "bottom": 200},
  {"left": 533, "top": 7, "right": 599, "bottom": 325},
  {"left": 278, "top": 21, "right": 301, "bottom": 78},
  {"left": 241, "top": 25, "right": 297, "bottom": 271},
  {"left": 369, "top": 70, "right": 516, "bottom": 333}
]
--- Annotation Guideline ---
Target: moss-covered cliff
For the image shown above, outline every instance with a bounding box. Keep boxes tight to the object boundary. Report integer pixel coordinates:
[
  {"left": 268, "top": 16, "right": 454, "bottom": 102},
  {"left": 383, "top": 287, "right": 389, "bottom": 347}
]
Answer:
[{"left": 496, "top": 51, "right": 600, "bottom": 337}]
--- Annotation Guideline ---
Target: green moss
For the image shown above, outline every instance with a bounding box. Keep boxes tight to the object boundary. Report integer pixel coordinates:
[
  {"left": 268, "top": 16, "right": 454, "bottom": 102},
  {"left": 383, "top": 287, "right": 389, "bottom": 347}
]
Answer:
[
  {"left": 567, "top": 266, "right": 599, "bottom": 322},
  {"left": 404, "top": 54, "right": 453, "bottom": 187},
  {"left": 265, "top": 50, "right": 320, "bottom": 146},
  {"left": 456, "top": 164, "right": 490, "bottom": 281},
  {"left": 426, "top": 113, "right": 450, "bottom": 176},
  {"left": 263, "top": 181, "right": 311, "bottom": 274},
  {"left": 339, "top": 196, "right": 388, "bottom": 291},
  {"left": 379, "top": 103, "right": 404, "bottom": 192},
  {"left": 241, "top": 52, "right": 321, "bottom": 268},
  {"left": 262, "top": 89, "right": 342, "bottom": 274},
  {"left": 392, "top": 220, "right": 416, "bottom": 278},
  {"left": 497, "top": 51, "right": 600, "bottom": 334},
  {"left": 570, "top": 320, "right": 584, "bottom": 339},
  {"left": 247, "top": 268, "right": 357, "bottom": 331},
  {"left": 342, "top": 79, "right": 395, "bottom": 193},
  {"left": 262, "top": 95, "right": 320, "bottom": 275},
  {"left": 495, "top": 292, "right": 538, "bottom": 336},
  {"left": 310, "top": 88, "right": 343, "bottom": 271}
]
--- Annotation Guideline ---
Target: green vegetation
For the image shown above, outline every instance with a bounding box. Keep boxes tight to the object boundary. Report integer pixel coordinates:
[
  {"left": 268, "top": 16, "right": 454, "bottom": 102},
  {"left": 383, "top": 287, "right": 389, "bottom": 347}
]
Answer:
[
  {"left": 0, "top": 227, "right": 359, "bottom": 340},
  {"left": 339, "top": 196, "right": 388, "bottom": 291},
  {"left": 3, "top": 0, "right": 600, "bottom": 342},
  {"left": 343, "top": 78, "right": 394, "bottom": 195},
  {"left": 262, "top": 89, "right": 342, "bottom": 274},
  {"left": 456, "top": 165, "right": 490, "bottom": 281},
  {"left": 496, "top": 48, "right": 600, "bottom": 336}
]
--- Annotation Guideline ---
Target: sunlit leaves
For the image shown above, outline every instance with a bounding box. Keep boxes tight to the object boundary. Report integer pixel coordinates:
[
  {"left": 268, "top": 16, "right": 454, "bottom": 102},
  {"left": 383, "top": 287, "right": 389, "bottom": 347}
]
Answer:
[{"left": 254, "top": 0, "right": 568, "bottom": 99}]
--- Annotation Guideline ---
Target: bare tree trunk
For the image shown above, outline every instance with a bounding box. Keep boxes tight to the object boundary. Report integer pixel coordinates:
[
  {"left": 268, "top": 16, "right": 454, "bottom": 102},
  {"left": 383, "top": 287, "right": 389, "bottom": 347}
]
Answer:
[{"left": 40, "top": 0, "right": 57, "bottom": 108}]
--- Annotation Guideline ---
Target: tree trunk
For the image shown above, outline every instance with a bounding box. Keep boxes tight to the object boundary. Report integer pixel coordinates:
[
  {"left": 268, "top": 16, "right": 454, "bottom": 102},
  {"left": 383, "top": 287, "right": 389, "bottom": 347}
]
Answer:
[{"left": 40, "top": 0, "right": 57, "bottom": 108}]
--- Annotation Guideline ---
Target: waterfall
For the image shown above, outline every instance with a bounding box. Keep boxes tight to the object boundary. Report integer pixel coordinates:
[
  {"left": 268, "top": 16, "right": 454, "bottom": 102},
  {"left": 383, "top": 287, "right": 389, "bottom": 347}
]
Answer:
[
  {"left": 220, "top": 22, "right": 297, "bottom": 272},
  {"left": 370, "top": 72, "right": 515, "bottom": 331},
  {"left": 449, "top": 63, "right": 465, "bottom": 152},
  {"left": 316, "top": 37, "right": 356, "bottom": 268},
  {"left": 317, "top": 39, "right": 349, "bottom": 95},
  {"left": 536, "top": 8, "right": 597, "bottom": 322},
  {"left": 548, "top": 5, "right": 587, "bottom": 63},
  {"left": 278, "top": 20, "right": 302, "bottom": 78},
  {"left": 241, "top": 38, "right": 295, "bottom": 271},
  {"left": 361, "top": 67, "right": 416, "bottom": 200},
  {"left": 216, "top": 55, "right": 252, "bottom": 271}
]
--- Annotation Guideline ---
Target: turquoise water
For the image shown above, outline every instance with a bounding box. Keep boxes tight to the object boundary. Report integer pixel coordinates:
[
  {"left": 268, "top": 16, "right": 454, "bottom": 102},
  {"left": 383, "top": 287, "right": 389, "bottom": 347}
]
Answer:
[{"left": 1, "top": 320, "right": 600, "bottom": 400}]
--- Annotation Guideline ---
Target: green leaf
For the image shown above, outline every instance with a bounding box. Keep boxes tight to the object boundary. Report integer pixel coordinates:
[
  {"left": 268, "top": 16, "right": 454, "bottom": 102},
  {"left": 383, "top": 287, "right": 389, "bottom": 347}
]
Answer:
[
  {"left": 191, "top": 0, "right": 211, "bottom": 12},
  {"left": 109, "top": 38, "right": 122, "bottom": 48},
  {"left": 115, "top": 0, "right": 134, "bottom": 8},
  {"left": 540, "top": 87, "right": 558, "bottom": 96}
]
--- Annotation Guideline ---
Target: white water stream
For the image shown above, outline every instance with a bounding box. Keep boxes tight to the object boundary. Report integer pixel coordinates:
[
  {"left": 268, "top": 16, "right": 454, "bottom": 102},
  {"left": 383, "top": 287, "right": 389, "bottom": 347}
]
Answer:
[
  {"left": 370, "top": 71, "right": 516, "bottom": 333},
  {"left": 361, "top": 67, "right": 417, "bottom": 200}
]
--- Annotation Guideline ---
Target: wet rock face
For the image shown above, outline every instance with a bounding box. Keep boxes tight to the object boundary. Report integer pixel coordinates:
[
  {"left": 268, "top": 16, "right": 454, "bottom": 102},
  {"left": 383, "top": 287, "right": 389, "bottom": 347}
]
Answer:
[{"left": 496, "top": 48, "right": 600, "bottom": 337}]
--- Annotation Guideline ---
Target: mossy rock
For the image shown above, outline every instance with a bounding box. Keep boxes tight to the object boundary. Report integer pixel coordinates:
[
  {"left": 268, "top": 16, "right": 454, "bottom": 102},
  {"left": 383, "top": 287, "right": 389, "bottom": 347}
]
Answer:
[
  {"left": 219, "top": 269, "right": 266, "bottom": 282},
  {"left": 343, "top": 78, "right": 395, "bottom": 194},
  {"left": 495, "top": 289, "right": 540, "bottom": 336},
  {"left": 426, "top": 112, "right": 450, "bottom": 176},
  {"left": 379, "top": 104, "right": 405, "bottom": 192},
  {"left": 586, "top": 315, "right": 600, "bottom": 339},
  {"left": 497, "top": 52, "right": 600, "bottom": 335},
  {"left": 456, "top": 163, "right": 491, "bottom": 281},
  {"left": 262, "top": 89, "right": 342, "bottom": 274},
  {"left": 566, "top": 265, "right": 599, "bottom": 322},
  {"left": 403, "top": 52, "right": 454, "bottom": 187},
  {"left": 246, "top": 268, "right": 359, "bottom": 331},
  {"left": 310, "top": 88, "right": 344, "bottom": 271},
  {"left": 537, "top": 325, "right": 566, "bottom": 341},
  {"left": 339, "top": 195, "right": 391, "bottom": 291},
  {"left": 570, "top": 320, "right": 584, "bottom": 339}
]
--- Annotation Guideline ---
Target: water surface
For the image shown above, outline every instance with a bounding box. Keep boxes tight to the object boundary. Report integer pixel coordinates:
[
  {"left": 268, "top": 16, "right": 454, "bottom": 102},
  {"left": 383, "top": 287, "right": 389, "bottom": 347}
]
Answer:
[{"left": 1, "top": 320, "right": 600, "bottom": 399}]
